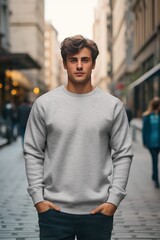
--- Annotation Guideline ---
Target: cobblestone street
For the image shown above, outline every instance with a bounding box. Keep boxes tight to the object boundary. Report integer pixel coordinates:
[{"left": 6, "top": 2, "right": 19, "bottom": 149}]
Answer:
[{"left": 0, "top": 131, "right": 160, "bottom": 240}]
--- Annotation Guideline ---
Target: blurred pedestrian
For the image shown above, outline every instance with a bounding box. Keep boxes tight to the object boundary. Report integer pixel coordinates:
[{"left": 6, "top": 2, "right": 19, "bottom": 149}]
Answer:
[
  {"left": 142, "top": 97, "right": 160, "bottom": 188},
  {"left": 12, "top": 103, "right": 19, "bottom": 140},
  {"left": 2, "top": 100, "right": 18, "bottom": 142},
  {"left": 18, "top": 99, "right": 31, "bottom": 144},
  {"left": 24, "top": 35, "right": 133, "bottom": 240},
  {"left": 125, "top": 106, "right": 132, "bottom": 125},
  {"left": 3, "top": 101, "right": 13, "bottom": 124}
]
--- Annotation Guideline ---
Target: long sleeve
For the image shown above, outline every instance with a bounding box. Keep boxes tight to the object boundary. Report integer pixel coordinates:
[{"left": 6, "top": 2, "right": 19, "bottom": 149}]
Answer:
[
  {"left": 24, "top": 100, "right": 47, "bottom": 205},
  {"left": 23, "top": 85, "right": 133, "bottom": 214},
  {"left": 107, "top": 103, "right": 133, "bottom": 207}
]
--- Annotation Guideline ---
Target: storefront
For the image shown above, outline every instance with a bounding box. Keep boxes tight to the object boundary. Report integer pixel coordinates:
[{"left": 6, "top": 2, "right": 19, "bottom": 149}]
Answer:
[
  {"left": 0, "top": 53, "right": 41, "bottom": 113},
  {"left": 128, "top": 63, "right": 160, "bottom": 117}
]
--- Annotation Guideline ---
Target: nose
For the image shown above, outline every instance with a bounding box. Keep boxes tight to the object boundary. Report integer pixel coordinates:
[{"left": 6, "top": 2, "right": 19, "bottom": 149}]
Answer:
[{"left": 77, "top": 60, "right": 83, "bottom": 71}]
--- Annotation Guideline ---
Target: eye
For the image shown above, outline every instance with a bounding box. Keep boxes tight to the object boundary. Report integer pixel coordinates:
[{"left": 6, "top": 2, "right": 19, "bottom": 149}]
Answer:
[
  {"left": 69, "top": 58, "right": 77, "bottom": 63},
  {"left": 82, "top": 58, "right": 90, "bottom": 63}
]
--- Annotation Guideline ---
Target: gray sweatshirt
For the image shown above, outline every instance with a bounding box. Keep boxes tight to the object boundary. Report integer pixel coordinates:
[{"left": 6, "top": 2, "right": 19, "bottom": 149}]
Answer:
[{"left": 24, "top": 85, "right": 133, "bottom": 214}]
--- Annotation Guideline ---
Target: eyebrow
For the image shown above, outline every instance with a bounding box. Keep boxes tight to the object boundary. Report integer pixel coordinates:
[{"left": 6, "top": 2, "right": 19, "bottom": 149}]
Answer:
[
  {"left": 68, "top": 57, "right": 77, "bottom": 59},
  {"left": 68, "top": 57, "right": 91, "bottom": 60}
]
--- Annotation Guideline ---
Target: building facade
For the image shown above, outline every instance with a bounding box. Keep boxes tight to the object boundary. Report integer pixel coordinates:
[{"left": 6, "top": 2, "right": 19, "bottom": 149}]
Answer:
[
  {"left": 0, "top": 0, "right": 10, "bottom": 52},
  {"left": 93, "top": 0, "right": 111, "bottom": 91},
  {"left": 9, "top": 0, "right": 46, "bottom": 101},
  {"left": 44, "top": 23, "right": 62, "bottom": 90},
  {"left": 0, "top": 0, "right": 10, "bottom": 111},
  {"left": 128, "top": 0, "right": 160, "bottom": 117},
  {"left": 107, "top": 0, "right": 160, "bottom": 117},
  {"left": 109, "top": 0, "right": 135, "bottom": 99},
  {"left": 112, "top": 0, "right": 126, "bottom": 84},
  {"left": 0, "top": 0, "right": 41, "bottom": 113}
]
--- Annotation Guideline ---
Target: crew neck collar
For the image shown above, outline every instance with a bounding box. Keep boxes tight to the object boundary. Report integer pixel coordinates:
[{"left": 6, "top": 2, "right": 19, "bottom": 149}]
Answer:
[{"left": 61, "top": 85, "right": 98, "bottom": 97}]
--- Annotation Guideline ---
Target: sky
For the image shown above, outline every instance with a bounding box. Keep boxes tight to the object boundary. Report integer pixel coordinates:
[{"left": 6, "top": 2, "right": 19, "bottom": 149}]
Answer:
[{"left": 45, "top": 0, "right": 98, "bottom": 42}]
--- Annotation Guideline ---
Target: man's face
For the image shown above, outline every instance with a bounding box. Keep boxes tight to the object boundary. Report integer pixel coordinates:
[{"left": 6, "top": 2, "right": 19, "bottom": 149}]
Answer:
[{"left": 63, "top": 47, "right": 95, "bottom": 85}]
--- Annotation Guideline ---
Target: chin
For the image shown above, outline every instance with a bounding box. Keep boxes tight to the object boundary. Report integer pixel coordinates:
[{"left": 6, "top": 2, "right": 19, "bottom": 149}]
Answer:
[
  {"left": 71, "top": 80, "right": 84, "bottom": 84},
  {"left": 73, "top": 78, "right": 89, "bottom": 84}
]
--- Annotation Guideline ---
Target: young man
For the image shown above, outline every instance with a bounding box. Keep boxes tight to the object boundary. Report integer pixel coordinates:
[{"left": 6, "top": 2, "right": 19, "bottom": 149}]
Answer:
[{"left": 24, "top": 35, "right": 133, "bottom": 240}]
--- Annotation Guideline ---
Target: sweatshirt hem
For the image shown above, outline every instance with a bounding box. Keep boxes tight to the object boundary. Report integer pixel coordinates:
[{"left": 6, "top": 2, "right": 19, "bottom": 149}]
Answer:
[
  {"left": 29, "top": 190, "right": 44, "bottom": 206},
  {"left": 106, "top": 194, "right": 126, "bottom": 207}
]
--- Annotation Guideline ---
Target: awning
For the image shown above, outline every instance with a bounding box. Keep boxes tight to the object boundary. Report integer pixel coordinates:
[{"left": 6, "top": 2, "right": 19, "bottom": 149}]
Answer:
[
  {"left": 5, "top": 70, "right": 33, "bottom": 89},
  {"left": 128, "top": 63, "right": 160, "bottom": 90},
  {"left": 0, "top": 53, "right": 41, "bottom": 70}
]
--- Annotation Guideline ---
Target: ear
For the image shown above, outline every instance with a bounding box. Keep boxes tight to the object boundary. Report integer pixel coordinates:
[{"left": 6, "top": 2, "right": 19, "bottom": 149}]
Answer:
[{"left": 63, "top": 60, "right": 67, "bottom": 69}]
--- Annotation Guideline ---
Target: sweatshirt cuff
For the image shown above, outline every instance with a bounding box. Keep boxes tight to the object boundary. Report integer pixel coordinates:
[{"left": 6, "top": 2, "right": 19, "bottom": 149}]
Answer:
[
  {"left": 28, "top": 189, "right": 44, "bottom": 206},
  {"left": 106, "top": 193, "right": 126, "bottom": 208}
]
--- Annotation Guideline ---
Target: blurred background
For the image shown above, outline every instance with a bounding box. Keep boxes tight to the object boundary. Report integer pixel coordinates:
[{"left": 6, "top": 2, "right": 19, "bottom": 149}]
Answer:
[
  {"left": 0, "top": 1, "right": 160, "bottom": 239},
  {"left": 0, "top": 0, "right": 160, "bottom": 144},
  {"left": 0, "top": 0, "right": 160, "bottom": 145}
]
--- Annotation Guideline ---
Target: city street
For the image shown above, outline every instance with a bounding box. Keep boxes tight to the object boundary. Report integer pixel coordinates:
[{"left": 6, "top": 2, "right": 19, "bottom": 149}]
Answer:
[{"left": 0, "top": 129, "right": 160, "bottom": 240}]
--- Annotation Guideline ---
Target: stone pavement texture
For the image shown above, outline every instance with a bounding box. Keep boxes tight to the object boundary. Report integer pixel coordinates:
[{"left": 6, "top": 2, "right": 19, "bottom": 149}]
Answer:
[{"left": 0, "top": 130, "right": 160, "bottom": 240}]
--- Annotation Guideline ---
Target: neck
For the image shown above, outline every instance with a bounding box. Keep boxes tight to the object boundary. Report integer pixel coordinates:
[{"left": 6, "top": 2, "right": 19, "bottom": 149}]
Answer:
[{"left": 65, "top": 82, "right": 94, "bottom": 94}]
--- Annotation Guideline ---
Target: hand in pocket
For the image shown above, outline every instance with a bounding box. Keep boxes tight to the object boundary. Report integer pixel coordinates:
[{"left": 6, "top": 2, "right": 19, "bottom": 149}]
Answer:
[{"left": 35, "top": 200, "right": 60, "bottom": 213}]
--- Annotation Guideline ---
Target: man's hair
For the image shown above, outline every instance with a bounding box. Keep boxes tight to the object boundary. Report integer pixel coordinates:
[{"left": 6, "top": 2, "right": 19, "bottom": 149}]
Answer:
[{"left": 60, "top": 35, "right": 99, "bottom": 63}]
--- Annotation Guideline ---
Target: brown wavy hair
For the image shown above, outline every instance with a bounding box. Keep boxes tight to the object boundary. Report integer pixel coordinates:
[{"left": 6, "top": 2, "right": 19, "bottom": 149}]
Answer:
[
  {"left": 143, "top": 97, "right": 160, "bottom": 116},
  {"left": 60, "top": 35, "right": 99, "bottom": 63}
]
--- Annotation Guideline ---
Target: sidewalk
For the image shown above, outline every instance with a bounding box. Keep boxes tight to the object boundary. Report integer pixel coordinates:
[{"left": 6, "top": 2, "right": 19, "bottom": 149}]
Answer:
[
  {"left": 0, "top": 136, "right": 8, "bottom": 147},
  {"left": 0, "top": 132, "right": 160, "bottom": 240},
  {"left": 0, "top": 138, "right": 38, "bottom": 240},
  {"left": 112, "top": 127, "right": 160, "bottom": 239}
]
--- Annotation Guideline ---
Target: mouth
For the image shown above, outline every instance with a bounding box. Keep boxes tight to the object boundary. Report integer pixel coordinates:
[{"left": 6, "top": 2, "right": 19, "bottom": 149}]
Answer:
[{"left": 75, "top": 72, "right": 85, "bottom": 76}]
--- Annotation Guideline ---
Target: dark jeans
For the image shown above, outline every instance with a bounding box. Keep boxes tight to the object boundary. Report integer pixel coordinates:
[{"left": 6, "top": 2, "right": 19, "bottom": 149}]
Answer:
[
  {"left": 38, "top": 209, "right": 113, "bottom": 240},
  {"left": 148, "top": 148, "right": 160, "bottom": 183}
]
